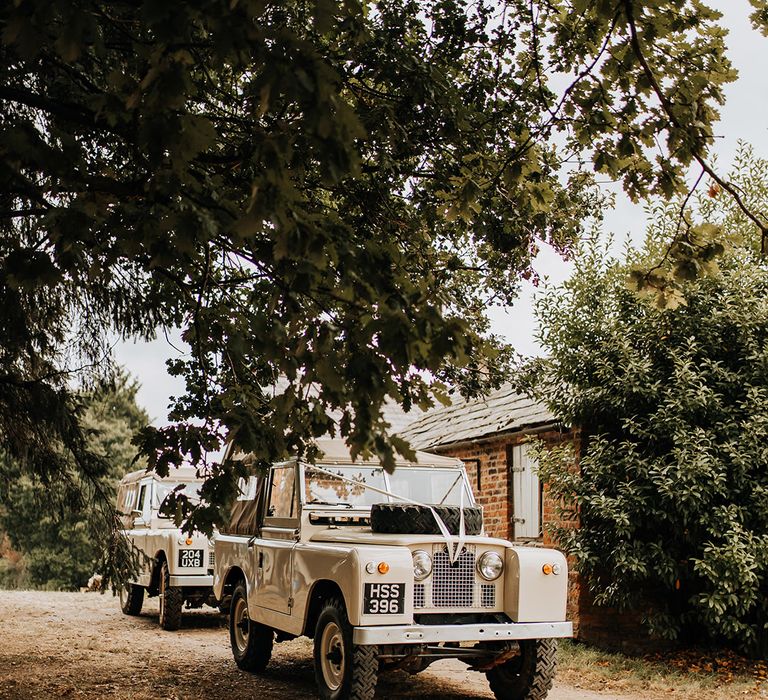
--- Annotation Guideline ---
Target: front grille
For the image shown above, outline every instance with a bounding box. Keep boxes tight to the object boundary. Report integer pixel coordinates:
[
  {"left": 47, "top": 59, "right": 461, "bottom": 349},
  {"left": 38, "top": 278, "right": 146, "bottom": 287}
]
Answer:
[
  {"left": 413, "top": 583, "right": 426, "bottom": 608},
  {"left": 481, "top": 584, "right": 495, "bottom": 608},
  {"left": 208, "top": 551, "right": 215, "bottom": 567},
  {"left": 432, "top": 546, "right": 475, "bottom": 607}
]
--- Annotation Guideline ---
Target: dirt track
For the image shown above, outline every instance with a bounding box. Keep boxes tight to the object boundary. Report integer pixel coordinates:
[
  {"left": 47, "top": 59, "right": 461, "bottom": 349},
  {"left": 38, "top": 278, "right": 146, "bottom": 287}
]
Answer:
[{"left": 0, "top": 590, "right": 635, "bottom": 700}]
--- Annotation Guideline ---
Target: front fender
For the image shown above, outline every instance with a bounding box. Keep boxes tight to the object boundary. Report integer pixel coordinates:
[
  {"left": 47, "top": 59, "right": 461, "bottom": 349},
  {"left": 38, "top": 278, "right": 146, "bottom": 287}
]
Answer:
[
  {"left": 293, "top": 544, "right": 413, "bottom": 628},
  {"left": 504, "top": 547, "right": 568, "bottom": 622}
]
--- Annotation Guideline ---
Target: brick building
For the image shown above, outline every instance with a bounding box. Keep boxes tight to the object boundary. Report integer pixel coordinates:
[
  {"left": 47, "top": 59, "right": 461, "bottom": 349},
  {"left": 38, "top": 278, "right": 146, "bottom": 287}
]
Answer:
[{"left": 399, "top": 383, "right": 640, "bottom": 648}]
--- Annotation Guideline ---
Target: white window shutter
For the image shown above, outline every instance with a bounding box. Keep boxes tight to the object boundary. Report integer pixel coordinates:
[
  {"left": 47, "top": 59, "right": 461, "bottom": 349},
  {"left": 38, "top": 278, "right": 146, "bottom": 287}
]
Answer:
[{"left": 511, "top": 444, "right": 541, "bottom": 539}]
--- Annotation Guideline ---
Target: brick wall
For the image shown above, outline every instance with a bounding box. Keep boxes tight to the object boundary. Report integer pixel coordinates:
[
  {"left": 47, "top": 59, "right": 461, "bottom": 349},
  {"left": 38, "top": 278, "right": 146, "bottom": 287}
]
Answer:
[
  {"left": 434, "top": 438, "right": 511, "bottom": 540},
  {"left": 431, "top": 427, "right": 649, "bottom": 649}
]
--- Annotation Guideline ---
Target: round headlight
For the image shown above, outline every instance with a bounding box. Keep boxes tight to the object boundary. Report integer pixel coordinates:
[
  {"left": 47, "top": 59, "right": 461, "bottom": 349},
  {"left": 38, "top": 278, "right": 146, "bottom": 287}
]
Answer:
[
  {"left": 477, "top": 551, "right": 504, "bottom": 581},
  {"left": 412, "top": 550, "right": 432, "bottom": 581}
]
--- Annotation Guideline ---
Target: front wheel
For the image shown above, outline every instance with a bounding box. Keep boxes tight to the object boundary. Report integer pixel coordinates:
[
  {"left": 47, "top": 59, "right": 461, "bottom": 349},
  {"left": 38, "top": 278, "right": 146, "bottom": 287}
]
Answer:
[
  {"left": 119, "top": 583, "right": 144, "bottom": 616},
  {"left": 313, "top": 597, "right": 378, "bottom": 700},
  {"left": 486, "top": 639, "right": 557, "bottom": 700},
  {"left": 229, "top": 583, "right": 273, "bottom": 672},
  {"left": 158, "top": 560, "right": 183, "bottom": 631}
]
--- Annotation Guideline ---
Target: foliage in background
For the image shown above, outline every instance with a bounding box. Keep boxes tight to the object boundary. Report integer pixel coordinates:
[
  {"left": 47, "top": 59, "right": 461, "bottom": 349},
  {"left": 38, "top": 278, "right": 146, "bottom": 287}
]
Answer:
[
  {"left": 523, "top": 145, "right": 768, "bottom": 655},
  {"left": 2, "top": 1, "right": 767, "bottom": 573},
  {"left": 0, "top": 370, "right": 148, "bottom": 590},
  {"left": 0, "top": 533, "right": 27, "bottom": 589}
]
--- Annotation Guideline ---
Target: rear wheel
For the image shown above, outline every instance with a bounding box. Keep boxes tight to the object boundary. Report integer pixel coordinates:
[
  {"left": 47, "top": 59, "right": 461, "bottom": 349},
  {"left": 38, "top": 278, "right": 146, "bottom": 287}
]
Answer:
[
  {"left": 119, "top": 583, "right": 144, "bottom": 616},
  {"left": 229, "top": 582, "right": 273, "bottom": 672},
  {"left": 313, "top": 597, "right": 377, "bottom": 700},
  {"left": 486, "top": 639, "right": 557, "bottom": 700},
  {"left": 158, "top": 560, "right": 183, "bottom": 631}
]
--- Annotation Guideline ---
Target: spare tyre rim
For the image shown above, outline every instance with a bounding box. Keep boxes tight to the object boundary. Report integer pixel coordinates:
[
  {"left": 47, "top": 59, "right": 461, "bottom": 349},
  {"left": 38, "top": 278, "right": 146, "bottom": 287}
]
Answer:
[
  {"left": 118, "top": 584, "right": 127, "bottom": 608},
  {"left": 233, "top": 595, "right": 249, "bottom": 651},
  {"left": 320, "top": 621, "right": 344, "bottom": 691}
]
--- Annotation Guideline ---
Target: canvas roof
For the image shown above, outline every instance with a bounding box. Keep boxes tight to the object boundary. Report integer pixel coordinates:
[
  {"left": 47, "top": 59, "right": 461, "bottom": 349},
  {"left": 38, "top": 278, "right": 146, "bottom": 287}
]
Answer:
[{"left": 398, "top": 383, "right": 555, "bottom": 450}]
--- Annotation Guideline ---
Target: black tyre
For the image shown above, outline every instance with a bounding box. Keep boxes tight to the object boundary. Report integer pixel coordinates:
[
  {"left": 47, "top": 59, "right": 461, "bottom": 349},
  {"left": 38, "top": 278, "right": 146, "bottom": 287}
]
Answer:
[
  {"left": 119, "top": 583, "right": 144, "bottom": 616},
  {"left": 229, "top": 583, "right": 273, "bottom": 672},
  {"left": 158, "top": 560, "right": 183, "bottom": 631},
  {"left": 370, "top": 502, "right": 483, "bottom": 536},
  {"left": 313, "top": 597, "right": 378, "bottom": 700},
  {"left": 486, "top": 639, "right": 557, "bottom": 700}
]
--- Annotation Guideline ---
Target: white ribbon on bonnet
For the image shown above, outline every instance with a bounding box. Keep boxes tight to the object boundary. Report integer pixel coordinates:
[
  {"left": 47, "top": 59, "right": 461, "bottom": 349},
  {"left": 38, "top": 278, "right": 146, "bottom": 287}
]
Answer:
[{"left": 306, "top": 463, "right": 468, "bottom": 565}]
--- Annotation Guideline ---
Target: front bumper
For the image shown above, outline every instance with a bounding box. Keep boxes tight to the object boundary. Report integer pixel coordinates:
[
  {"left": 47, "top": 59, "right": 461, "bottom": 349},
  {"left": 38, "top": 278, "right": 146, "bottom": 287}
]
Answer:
[
  {"left": 168, "top": 574, "right": 214, "bottom": 587},
  {"left": 352, "top": 621, "right": 573, "bottom": 646}
]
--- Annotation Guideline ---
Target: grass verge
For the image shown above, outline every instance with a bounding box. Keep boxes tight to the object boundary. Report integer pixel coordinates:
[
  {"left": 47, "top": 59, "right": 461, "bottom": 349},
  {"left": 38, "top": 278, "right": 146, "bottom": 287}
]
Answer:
[{"left": 557, "top": 639, "right": 768, "bottom": 699}]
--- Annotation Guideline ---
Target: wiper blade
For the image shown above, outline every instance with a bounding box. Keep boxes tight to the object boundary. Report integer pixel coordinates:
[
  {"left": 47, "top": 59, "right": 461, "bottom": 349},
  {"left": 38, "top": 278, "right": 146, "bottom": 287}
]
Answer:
[{"left": 307, "top": 500, "right": 354, "bottom": 508}]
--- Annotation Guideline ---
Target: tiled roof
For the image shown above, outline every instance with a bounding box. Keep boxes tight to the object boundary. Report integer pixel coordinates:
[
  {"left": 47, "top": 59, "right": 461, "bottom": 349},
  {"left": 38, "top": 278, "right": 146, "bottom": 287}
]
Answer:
[
  {"left": 268, "top": 377, "right": 424, "bottom": 434},
  {"left": 398, "top": 383, "right": 555, "bottom": 450},
  {"left": 232, "top": 437, "right": 462, "bottom": 469},
  {"left": 381, "top": 398, "right": 425, "bottom": 433}
]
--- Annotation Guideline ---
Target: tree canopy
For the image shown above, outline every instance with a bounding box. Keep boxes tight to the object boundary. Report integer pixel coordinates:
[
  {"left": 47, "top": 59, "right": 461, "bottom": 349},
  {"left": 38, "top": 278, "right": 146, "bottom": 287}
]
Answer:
[
  {"left": 1, "top": 1, "right": 767, "bottom": 555},
  {"left": 525, "top": 145, "right": 768, "bottom": 654}
]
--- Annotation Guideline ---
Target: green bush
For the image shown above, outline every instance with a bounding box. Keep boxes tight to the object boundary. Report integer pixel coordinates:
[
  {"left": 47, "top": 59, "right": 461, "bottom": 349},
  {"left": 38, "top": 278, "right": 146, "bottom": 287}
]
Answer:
[{"left": 528, "top": 148, "right": 768, "bottom": 655}]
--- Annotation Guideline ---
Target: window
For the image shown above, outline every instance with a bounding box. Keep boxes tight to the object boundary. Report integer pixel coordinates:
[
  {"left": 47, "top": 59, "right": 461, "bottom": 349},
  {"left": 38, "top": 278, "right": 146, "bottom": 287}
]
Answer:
[
  {"left": 116, "top": 484, "right": 137, "bottom": 526},
  {"left": 154, "top": 482, "right": 202, "bottom": 510},
  {"left": 388, "top": 468, "right": 471, "bottom": 506},
  {"left": 267, "top": 466, "right": 296, "bottom": 520},
  {"left": 508, "top": 443, "right": 542, "bottom": 540},
  {"left": 136, "top": 484, "right": 148, "bottom": 514},
  {"left": 304, "top": 466, "right": 386, "bottom": 507}
]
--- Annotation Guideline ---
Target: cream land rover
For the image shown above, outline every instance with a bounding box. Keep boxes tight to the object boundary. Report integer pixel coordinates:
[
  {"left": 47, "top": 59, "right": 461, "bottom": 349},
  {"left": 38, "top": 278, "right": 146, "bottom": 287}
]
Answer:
[
  {"left": 116, "top": 467, "right": 217, "bottom": 630},
  {"left": 214, "top": 439, "right": 572, "bottom": 700}
]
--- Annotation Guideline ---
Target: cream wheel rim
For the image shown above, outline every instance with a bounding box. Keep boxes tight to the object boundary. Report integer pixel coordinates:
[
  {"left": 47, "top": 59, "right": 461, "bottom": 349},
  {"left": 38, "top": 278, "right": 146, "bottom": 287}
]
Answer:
[
  {"left": 233, "top": 596, "right": 250, "bottom": 652},
  {"left": 159, "top": 568, "right": 166, "bottom": 618},
  {"left": 320, "top": 621, "right": 345, "bottom": 691}
]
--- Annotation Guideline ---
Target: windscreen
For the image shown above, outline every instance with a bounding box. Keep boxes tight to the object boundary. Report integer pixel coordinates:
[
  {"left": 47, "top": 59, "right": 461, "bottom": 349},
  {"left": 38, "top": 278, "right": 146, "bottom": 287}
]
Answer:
[
  {"left": 155, "top": 482, "right": 202, "bottom": 511},
  {"left": 303, "top": 465, "right": 470, "bottom": 508},
  {"left": 387, "top": 468, "right": 470, "bottom": 506},
  {"left": 304, "top": 466, "right": 387, "bottom": 507}
]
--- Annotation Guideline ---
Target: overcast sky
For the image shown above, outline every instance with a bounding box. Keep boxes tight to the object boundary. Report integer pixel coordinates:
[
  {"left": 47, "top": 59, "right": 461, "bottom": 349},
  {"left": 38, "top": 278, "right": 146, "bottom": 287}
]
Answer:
[{"left": 116, "top": 0, "right": 768, "bottom": 424}]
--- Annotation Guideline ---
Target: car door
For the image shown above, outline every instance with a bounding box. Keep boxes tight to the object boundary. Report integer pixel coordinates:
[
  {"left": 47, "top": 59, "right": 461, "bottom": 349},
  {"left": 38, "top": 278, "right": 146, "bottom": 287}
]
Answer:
[
  {"left": 253, "top": 464, "right": 298, "bottom": 615},
  {"left": 132, "top": 478, "right": 153, "bottom": 581}
]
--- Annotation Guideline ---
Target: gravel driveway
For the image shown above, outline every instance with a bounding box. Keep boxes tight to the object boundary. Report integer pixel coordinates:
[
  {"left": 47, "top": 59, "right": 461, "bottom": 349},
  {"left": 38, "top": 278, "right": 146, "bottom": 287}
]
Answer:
[{"left": 0, "top": 591, "right": 635, "bottom": 700}]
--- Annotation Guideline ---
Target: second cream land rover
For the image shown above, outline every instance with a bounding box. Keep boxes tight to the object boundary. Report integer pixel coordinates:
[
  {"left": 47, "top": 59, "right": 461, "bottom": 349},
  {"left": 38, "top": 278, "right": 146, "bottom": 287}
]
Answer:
[
  {"left": 116, "top": 467, "right": 218, "bottom": 630},
  {"left": 214, "top": 439, "right": 572, "bottom": 700}
]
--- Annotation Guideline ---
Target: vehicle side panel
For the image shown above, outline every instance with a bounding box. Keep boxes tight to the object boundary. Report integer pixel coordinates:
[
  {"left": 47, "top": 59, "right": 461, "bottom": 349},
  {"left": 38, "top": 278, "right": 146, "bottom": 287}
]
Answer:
[{"left": 214, "top": 534, "right": 255, "bottom": 600}]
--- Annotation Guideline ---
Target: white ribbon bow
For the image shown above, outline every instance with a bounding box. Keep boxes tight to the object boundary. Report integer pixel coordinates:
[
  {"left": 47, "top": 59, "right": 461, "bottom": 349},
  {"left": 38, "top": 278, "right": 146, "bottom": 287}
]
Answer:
[{"left": 307, "top": 463, "right": 468, "bottom": 565}]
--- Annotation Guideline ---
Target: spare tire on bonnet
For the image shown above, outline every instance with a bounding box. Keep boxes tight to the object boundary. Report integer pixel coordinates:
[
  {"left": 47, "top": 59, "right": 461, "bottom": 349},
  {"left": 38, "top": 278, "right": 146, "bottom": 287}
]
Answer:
[{"left": 370, "top": 503, "right": 483, "bottom": 536}]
